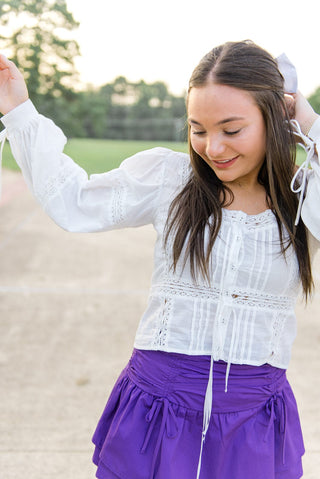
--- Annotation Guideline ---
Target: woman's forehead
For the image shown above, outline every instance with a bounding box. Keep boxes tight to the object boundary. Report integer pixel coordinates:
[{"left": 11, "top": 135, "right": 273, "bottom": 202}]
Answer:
[{"left": 187, "top": 84, "right": 259, "bottom": 123}]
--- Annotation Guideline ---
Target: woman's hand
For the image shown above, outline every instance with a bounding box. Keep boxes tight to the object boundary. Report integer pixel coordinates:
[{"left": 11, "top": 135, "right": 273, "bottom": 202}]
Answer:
[
  {"left": 0, "top": 54, "right": 29, "bottom": 115},
  {"left": 290, "top": 90, "right": 319, "bottom": 135}
]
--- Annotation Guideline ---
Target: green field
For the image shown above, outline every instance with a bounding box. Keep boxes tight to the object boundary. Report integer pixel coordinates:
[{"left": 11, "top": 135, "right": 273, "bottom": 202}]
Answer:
[
  {"left": 2, "top": 138, "right": 189, "bottom": 175},
  {"left": 2, "top": 137, "right": 306, "bottom": 175}
]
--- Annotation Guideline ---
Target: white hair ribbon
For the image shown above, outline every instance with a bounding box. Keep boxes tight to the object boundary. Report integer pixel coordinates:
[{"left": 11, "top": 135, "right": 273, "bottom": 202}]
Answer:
[{"left": 276, "top": 53, "right": 298, "bottom": 94}]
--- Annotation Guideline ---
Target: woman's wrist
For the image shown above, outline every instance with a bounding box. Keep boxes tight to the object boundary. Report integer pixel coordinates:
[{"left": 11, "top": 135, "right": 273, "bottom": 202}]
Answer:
[
  {"left": 1, "top": 99, "right": 37, "bottom": 130},
  {"left": 299, "top": 112, "right": 320, "bottom": 136}
]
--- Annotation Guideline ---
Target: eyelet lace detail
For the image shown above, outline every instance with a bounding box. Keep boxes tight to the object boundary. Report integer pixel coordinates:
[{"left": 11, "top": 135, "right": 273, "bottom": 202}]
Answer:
[
  {"left": 152, "top": 297, "right": 172, "bottom": 348},
  {"left": 270, "top": 312, "right": 287, "bottom": 362},
  {"left": 152, "top": 279, "right": 294, "bottom": 311},
  {"left": 222, "top": 208, "right": 276, "bottom": 228},
  {"left": 35, "top": 163, "right": 80, "bottom": 204},
  {"left": 111, "top": 175, "right": 127, "bottom": 225}
]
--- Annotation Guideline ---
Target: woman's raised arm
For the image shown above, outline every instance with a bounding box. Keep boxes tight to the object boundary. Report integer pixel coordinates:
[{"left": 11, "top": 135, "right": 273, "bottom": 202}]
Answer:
[{"left": 293, "top": 90, "right": 319, "bottom": 135}]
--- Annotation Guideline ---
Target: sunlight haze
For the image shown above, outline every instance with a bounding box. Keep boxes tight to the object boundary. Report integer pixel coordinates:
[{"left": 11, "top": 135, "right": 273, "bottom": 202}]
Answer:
[{"left": 66, "top": 0, "right": 320, "bottom": 96}]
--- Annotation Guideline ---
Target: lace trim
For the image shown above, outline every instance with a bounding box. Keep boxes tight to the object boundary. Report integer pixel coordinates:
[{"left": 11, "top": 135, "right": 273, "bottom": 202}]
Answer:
[
  {"left": 35, "top": 163, "right": 80, "bottom": 204},
  {"left": 152, "top": 297, "right": 172, "bottom": 348},
  {"left": 111, "top": 175, "right": 127, "bottom": 225},
  {"left": 222, "top": 208, "right": 276, "bottom": 228},
  {"left": 270, "top": 312, "right": 287, "bottom": 361},
  {"left": 151, "top": 279, "right": 294, "bottom": 311},
  {"left": 180, "top": 157, "right": 192, "bottom": 183}
]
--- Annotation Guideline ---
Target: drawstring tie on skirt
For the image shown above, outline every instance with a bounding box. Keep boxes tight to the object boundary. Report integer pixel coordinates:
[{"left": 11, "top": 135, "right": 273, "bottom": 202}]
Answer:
[
  {"left": 265, "top": 392, "right": 287, "bottom": 465},
  {"left": 141, "top": 397, "right": 179, "bottom": 478}
]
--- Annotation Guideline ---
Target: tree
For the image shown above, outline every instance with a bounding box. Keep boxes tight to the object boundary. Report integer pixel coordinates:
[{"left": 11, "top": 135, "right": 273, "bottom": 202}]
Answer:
[
  {"left": 95, "top": 77, "right": 187, "bottom": 141},
  {"left": 0, "top": 0, "right": 80, "bottom": 105}
]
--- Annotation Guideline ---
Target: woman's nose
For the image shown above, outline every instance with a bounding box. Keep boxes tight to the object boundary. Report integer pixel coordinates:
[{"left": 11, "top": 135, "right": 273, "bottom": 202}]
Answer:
[{"left": 206, "top": 135, "right": 226, "bottom": 159}]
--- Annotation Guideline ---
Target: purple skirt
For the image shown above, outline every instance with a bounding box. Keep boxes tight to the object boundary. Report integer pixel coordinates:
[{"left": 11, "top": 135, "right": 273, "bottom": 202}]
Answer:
[{"left": 92, "top": 349, "right": 305, "bottom": 479}]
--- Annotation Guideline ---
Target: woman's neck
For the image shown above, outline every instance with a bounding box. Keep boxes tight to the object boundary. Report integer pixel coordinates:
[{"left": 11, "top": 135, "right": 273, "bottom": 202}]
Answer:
[{"left": 223, "top": 183, "right": 270, "bottom": 215}]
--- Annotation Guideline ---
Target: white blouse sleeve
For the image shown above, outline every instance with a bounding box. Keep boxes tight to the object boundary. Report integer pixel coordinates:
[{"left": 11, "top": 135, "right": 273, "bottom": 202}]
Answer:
[
  {"left": 1, "top": 100, "right": 185, "bottom": 232},
  {"left": 300, "top": 117, "right": 320, "bottom": 240}
]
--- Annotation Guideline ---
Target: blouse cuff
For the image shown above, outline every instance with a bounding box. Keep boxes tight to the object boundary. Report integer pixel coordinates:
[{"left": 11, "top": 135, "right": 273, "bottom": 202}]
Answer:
[{"left": 1, "top": 99, "right": 38, "bottom": 131}]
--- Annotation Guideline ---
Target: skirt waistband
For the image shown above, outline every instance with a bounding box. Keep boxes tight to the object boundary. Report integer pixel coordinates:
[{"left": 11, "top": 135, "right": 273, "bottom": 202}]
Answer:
[{"left": 127, "top": 348, "right": 287, "bottom": 414}]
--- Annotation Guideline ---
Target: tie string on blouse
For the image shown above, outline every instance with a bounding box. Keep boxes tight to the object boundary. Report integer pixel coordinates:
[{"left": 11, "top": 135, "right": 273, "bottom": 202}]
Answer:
[{"left": 290, "top": 119, "right": 317, "bottom": 226}]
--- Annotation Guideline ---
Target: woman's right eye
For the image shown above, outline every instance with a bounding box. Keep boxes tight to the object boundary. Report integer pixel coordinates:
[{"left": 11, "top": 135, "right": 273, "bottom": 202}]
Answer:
[
  {"left": 192, "top": 130, "right": 206, "bottom": 136},
  {"left": 224, "top": 129, "right": 241, "bottom": 136}
]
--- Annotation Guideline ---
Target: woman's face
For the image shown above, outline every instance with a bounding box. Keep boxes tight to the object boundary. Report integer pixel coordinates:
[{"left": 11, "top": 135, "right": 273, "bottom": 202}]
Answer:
[{"left": 187, "top": 83, "right": 267, "bottom": 189}]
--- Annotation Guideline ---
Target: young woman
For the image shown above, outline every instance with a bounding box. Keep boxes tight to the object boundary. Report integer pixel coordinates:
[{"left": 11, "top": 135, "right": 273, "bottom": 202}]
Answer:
[{"left": 0, "top": 40, "right": 319, "bottom": 479}]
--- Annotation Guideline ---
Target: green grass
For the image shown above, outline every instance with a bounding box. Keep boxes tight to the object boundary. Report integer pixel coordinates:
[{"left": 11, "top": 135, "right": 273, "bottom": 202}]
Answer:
[
  {"left": 2, "top": 137, "right": 306, "bottom": 175},
  {"left": 297, "top": 147, "right": 307, "bottom": 165},
  {"left": 2, "top": 138, "right": 188, "bottom": 175}
]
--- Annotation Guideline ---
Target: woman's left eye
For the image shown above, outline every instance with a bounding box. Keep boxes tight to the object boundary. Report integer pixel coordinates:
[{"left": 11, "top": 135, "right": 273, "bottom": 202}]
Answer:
[{"left": 224, "top": 129, "right": 241, "bottom": 136}]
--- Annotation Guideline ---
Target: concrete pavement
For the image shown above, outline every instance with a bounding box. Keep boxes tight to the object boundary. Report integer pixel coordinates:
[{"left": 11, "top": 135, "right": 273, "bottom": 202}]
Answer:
[{"left": 0, "top": 168, "right": 319, "bottom": 478}]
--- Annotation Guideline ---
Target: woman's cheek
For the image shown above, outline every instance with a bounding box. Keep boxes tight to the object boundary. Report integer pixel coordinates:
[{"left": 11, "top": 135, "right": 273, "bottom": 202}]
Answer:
[{"left": 191, "top": 138, "right": 204, "bottom": 157}]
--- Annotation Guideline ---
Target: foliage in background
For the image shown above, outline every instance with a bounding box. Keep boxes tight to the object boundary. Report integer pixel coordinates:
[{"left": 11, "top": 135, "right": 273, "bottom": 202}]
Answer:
[
  {"left": 0, "top": 0, "right": 187, "bottom": 141},
  {"left": 308, "top": 87, "right": 320, "bottom": 116},
  {"left": 0, "top": 0, "right": 319, "bottom": 143},
  {"left": 0, "top": 0, "right": 80, "bottom": 109},
  {"left": 78, "top": 77, "right": 187, "bottom": 141}
]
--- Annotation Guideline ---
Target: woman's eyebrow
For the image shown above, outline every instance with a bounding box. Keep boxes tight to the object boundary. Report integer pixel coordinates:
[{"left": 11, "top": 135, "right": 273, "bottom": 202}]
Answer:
[
  {"left": 188, "top": 116, "right": 245, "bottom": 126},
  {"left": 188, "top": 118, "right": 202, "bottom": 125},
  {"left": 217, "top": 116, "right": 245, "bottom": 125}
]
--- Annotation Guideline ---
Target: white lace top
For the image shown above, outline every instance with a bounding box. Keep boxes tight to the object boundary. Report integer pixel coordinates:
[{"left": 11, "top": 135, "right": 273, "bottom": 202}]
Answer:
[{"left": 2, "top": 100, "right": 320, "bottom": 373}]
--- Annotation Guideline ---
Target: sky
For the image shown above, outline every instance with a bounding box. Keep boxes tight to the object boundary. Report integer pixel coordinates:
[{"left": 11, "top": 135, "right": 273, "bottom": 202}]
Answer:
[{"left": 66, "top": 0, "right": 320, "bottom": 97}]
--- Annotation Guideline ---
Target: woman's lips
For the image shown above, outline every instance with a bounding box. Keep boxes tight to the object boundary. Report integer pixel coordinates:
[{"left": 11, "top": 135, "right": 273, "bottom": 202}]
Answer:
[{"left": 212, "top": 155, "right": 239, "bottom": 169}]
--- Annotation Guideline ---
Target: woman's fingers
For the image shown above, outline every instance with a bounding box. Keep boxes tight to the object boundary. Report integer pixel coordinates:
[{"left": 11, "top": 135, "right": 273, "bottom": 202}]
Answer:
[
  {"left": 0, "top": 54, "right": 9, "bottom": 66},
  {"left": 284, "top": 93, "right": 295, "bottom": 119},
  {"left": 0, "top": 54, "right": 24, "bottom": 81},
  {"left": 0, "top": 55, "right": 29, "bottom": 114},
  {"left": 0, "top": 54, "right": 14, "bottom": 75}
]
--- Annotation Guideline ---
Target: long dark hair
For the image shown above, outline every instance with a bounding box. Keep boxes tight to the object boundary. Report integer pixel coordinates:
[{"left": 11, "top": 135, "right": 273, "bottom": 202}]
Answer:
[{"left": 165, "top": 40, "right": 313, "bottom": 299}]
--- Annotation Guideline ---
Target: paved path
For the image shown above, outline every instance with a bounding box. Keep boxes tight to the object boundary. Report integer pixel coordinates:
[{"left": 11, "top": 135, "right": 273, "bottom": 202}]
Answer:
[{"left": 0, "top": 169, "right": 319, "bottom": 478}]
